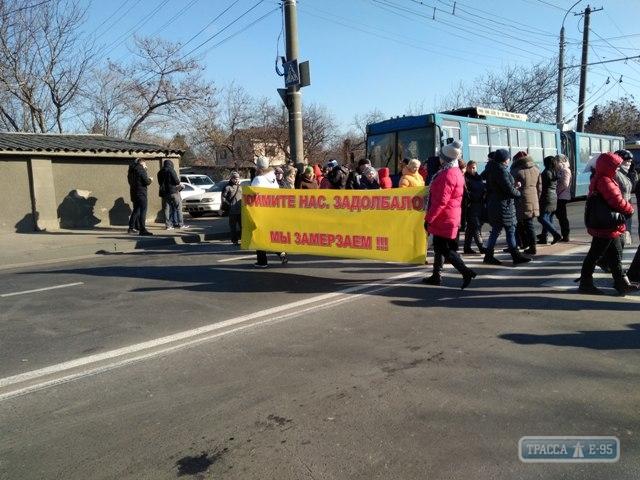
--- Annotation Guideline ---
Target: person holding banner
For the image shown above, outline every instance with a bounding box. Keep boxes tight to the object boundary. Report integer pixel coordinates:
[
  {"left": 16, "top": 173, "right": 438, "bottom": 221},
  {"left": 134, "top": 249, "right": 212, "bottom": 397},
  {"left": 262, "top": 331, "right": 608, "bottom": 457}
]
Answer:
[
  {"left": 251, "top": 156, "right": 288, "bottom": 267},
  {"left": 423, "top": 140, "right": 477, "bottom": 289}
]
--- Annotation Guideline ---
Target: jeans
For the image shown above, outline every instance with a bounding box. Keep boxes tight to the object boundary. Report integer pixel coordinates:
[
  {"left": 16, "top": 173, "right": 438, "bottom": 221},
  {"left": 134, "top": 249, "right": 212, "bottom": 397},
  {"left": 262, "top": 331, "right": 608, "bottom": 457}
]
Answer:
[
  {"left": 538, "top": 211, "right": 560, "bottom": 238},
  {"left": 163, "top": 193, "right": 183, "bottom": 227},
  {"left": 485, "top": 224, "right": 517, "bottom": 250}
]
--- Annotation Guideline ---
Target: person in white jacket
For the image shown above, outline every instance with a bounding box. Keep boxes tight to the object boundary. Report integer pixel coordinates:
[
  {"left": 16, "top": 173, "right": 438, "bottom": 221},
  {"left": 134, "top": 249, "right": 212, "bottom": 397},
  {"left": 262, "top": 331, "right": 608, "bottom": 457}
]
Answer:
[{"left": 251, "top": 156, "right": 288, "bottom": 267}]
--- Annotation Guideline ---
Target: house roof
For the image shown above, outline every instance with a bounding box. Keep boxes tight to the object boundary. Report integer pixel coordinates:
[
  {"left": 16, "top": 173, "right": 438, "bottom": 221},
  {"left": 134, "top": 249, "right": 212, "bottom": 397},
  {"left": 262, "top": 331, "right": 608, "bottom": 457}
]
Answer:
[{"left": 0, "top": 132, "right": 183, "bottom": 157}]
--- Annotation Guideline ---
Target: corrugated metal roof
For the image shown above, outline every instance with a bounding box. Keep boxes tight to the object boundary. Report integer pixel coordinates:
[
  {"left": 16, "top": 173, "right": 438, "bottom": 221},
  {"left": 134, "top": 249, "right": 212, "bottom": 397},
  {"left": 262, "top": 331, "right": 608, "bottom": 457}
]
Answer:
[{"left": 0, "top": 132, "right": 183, "bottom": 156}]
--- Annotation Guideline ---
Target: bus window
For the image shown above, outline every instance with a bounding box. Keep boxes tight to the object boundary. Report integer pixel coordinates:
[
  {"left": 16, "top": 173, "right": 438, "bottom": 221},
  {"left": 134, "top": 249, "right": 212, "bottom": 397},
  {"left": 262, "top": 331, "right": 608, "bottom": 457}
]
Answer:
[
  {"left": 542, "top": 131, "right": 558, "bottom": 161},
  {"left": 600, "top": 138, "right": 611, "bottom": 153},
  {"left": 468, "top": 123, "right": 489, "bottom": 162},
  {"left": 489, "top": 126, "right": 509, "bottom": 150},
  {"left": 441, "top": 119, "right": 461, "bottom": 145},
  {"left": 397, "top": 128, "right": 436, "bottom": 176},
  {"left": 509, "top": 128, "right": 528, "bottom": 150},
  {"left": 367, "top": 132, "right": 395, "bottom": 172},
  {"left": 527, "top": 130, "right": 543, "bottom": 162},
  {"left": 578, "top": 136, "right": 591, "bottom": 169}
]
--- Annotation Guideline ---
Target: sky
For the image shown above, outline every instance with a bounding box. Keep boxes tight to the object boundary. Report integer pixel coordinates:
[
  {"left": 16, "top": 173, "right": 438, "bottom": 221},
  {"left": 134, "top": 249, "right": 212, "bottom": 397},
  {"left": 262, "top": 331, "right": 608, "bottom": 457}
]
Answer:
[{"left": 83, "top": 0, "right": 640, "bottom": 133}]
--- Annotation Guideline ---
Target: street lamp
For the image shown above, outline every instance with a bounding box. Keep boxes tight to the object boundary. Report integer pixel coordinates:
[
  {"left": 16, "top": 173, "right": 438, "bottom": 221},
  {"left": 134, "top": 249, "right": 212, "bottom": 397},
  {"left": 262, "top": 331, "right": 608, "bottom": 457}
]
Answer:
[{"left": 556, "top": 0, "right": 582, "bottom": 128}]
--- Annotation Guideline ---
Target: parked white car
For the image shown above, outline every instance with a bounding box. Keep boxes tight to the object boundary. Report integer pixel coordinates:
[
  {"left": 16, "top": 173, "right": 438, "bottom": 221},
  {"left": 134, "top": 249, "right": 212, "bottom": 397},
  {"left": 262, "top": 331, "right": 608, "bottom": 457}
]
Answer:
[
  {"left": 182, "top": 179, "right": 251, "bottom": 217},
  {"left": 179, "top": 183, "right": 202, "bottom": 200},
  {"left": 179, "top": 174, "right": 215, "bottom": 190}
]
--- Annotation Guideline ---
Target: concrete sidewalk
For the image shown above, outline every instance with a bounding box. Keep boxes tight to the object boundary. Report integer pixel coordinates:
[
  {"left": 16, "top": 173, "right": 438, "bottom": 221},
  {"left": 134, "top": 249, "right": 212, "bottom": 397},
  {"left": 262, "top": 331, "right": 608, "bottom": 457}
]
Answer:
[{"left": 0, "top": 217, "right": 232, "bottom": 271}]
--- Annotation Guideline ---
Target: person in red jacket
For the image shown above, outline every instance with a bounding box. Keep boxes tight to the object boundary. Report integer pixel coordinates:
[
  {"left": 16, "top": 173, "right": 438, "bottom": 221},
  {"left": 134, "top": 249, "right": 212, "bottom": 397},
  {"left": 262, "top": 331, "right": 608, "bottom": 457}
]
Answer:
[
  {"left": 423, "top": 140, "right": 476, "bottom": 289},
  {"left": 378, "top": 167, "right": 393, "bottom": 189},
  {"left": 578, "top": 152, "right": 637, "bottom": 295}
]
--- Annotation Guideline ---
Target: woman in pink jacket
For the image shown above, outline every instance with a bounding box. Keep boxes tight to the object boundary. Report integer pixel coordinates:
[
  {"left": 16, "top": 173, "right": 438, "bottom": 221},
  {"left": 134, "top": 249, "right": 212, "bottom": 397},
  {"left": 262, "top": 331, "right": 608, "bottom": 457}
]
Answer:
[{"left": 424, "top": 140, "right": 476, "bottom": 289}]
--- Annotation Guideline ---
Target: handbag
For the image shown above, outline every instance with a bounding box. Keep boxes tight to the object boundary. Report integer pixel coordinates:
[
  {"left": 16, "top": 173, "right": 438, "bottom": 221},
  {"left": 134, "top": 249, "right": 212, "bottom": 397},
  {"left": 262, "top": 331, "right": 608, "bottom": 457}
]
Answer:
[{"left": 584, "top": 184, "right": 626, "bottom": 229}]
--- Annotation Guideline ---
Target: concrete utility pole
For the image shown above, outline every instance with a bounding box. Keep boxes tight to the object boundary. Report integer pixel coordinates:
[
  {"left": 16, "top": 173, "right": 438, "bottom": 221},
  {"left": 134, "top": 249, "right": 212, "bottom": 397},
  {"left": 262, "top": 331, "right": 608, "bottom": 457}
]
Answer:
[
  {"left": 576, "top": 5, "right": 602, "bottom": 132},
  {"left": 556, "top": 0, "right": 582, "bottom": 128},
  {"left": 283, "top": 0, "right": 304, "bottom": 168}
]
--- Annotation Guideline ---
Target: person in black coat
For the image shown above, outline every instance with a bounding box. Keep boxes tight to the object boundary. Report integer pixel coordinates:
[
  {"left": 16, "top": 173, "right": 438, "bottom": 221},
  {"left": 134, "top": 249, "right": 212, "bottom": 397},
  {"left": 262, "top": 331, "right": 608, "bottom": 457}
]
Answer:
[
  {"left": 128, "top": 158, "right": 154, "bottom": 236},
  {"left": 463, "top": 160, "right": 486, "bottom": 254},
  {"left": 537, "top": 155, "right": 562, "bottom": 246},
  {"left": 158, "top": 159, "right": 188, "bottom": 230},
  {"left": 481, "top": 149, "right": 530, "bottom": 265}
]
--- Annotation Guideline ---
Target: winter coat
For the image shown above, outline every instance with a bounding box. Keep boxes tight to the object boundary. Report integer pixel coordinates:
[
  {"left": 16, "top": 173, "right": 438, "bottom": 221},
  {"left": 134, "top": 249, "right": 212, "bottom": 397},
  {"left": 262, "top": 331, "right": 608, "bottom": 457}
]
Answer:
[
  {"left": 539, "top": 157, "right": 558, "bottom": 214},
  {"left": 378, "top": 167, "right": 393, "bottom": 189},
  {"left": 482, "top": 159, "right": 520, "bottom": 228},
  {"left": 222, "top": 180, "right": 243, "bottom": 215},
  {"left": 128, "top": 161, "right": 152, "bottom": 198},
  {"left": 464, "top": 171, "right": 486, "bottom": 222},
  {"left": 298, "top": 175, "right": 319, "bottom": 189},
  {"left": 157, "top": 160, "right": 181, "bottom": 197},
  {"left": 425, "top": 165, "right": 465, "bottom": 240},
  {"left": 327, "top": 165, "right": 349, "bottom": 189},
  {"left": 511, "top": 154, "right": 541, "bottom": 220},
  {"left": 251, "top": 170, "right": 279, "bottom": 188},
  {"left": 398, "top": 166, "right": 425, "bottom": 188},
  {"left": 587, "top": 152, "right": 633, "bottom": 239},
  {"left": 556, "top": 158, "right": 572, "bottom": 201},
  {"left": 313, "top": 164, "right": 324, "bottom": 187}
]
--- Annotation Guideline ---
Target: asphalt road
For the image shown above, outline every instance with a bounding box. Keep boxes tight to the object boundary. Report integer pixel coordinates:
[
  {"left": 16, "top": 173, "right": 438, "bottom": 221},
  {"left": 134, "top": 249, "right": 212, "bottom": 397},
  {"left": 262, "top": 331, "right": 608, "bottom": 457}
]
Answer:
[{"left": 1, "top": 202, "right": 639, "bottom": 480}]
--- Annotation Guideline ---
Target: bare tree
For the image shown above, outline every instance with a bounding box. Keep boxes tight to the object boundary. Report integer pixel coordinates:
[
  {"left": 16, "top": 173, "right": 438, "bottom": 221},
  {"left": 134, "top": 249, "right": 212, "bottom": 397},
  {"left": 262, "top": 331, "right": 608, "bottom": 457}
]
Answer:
[
  {"left": 79, "top": 36, "right": 217, "bottom": 140},
  {"left": 439, "top": 57, "right": 580, "bottom": 123},
  {"left": 302, "top": 102, "right": 338, "bottom": 165},
  {"left": 0, "top": 0, "right": 94, "bottom": 132}
]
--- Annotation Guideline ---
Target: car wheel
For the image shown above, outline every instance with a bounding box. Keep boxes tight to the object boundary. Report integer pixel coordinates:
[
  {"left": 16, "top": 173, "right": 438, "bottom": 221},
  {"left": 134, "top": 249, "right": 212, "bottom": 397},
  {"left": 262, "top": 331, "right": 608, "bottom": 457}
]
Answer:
[{"left": 189, "top": 212, "right": 204, "bottom": 218}]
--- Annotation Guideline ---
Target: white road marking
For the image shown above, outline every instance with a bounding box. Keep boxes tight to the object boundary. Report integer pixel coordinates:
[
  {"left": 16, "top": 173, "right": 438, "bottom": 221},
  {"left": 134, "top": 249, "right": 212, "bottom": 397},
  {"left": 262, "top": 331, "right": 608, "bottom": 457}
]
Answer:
[
  {"left": 0, "top": 282, "right": 84, "bottom": 298},
  {"left": 0, "top": 271, "right": 422, "bottom": 401}
]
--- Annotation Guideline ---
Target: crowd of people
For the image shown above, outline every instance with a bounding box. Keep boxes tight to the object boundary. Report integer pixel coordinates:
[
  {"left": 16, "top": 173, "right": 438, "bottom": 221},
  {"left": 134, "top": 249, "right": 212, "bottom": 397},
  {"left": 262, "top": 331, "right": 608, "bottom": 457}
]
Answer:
[{"left": 133, "top": 148, "right": 640, "bottom": 297}]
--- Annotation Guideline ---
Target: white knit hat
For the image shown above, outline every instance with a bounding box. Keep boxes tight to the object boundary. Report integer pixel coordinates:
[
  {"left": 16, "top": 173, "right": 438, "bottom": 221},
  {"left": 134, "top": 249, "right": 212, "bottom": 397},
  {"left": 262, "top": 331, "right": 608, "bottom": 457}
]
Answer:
[
  {"left": 256, "top": 156, "right": 270, "bottom": 170},
  {"left": 440, "top": 140, "right": 463, "bottom": 163}
]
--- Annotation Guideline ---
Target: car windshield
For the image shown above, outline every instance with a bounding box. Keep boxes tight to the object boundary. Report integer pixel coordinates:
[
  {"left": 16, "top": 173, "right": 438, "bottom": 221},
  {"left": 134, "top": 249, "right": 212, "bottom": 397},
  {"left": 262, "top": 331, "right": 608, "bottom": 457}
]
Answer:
[
  {"left": 190, "top": 176, "right": 214, "bottom": 186},
  {"left": 207, "top": 182, "right": 227, "bottom": 192}
]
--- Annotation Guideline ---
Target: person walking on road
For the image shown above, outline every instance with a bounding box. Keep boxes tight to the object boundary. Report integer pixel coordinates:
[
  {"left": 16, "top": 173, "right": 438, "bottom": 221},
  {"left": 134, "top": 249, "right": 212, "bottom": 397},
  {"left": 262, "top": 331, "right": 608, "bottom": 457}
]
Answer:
[
  {"left": 554, "top": 154, "right": 572, "bottom": 242},
  {"left": 481, "top": 149, "right": 531, "bottom": 266},
  {"left": 222, "top": 171, "right": 243, "bottom": 245},
  {"left": 578, "top": 152, "right": 637, "bottom": 295},
  {"left": 251, "top": 156, "right": 287, "bottom": 267},
  {"left": 423, "top": 140, "right": 476, "bottom": 289}
]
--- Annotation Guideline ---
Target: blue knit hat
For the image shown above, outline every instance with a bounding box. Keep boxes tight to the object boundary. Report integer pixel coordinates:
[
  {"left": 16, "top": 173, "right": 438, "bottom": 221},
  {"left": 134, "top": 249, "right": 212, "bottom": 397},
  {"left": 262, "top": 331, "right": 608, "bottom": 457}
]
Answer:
[{"left": 493, "top": 149, "right": 511, "bottom": 162}]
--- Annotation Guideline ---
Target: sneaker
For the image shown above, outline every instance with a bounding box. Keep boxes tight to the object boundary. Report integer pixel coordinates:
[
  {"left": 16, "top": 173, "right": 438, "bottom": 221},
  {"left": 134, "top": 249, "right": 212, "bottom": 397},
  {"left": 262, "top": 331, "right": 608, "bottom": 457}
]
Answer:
[
  {"left": 139, "top": 230, "right": 153, "bottom": 236},
  {"left": 179, "top": 225, "right": 190, "bottom": 229},
  {"left": 166, "top": 226, "right": 175, "bottom": 230},
  {"left": 127, "top": 228, "right": 138, "bottom": 234},
  {"left": 279, "top": 252, "right": 288, "bottom": 264},
  {"left": 253, "top": 262, "right": 268, "bottom": 268}
]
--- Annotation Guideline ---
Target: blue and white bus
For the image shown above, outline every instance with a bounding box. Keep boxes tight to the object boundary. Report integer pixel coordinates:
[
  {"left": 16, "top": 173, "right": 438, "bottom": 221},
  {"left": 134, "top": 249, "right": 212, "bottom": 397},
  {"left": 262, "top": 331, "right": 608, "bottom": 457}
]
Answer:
[{"left": 366, "top": 107, "right": 625, "bottom": 198}]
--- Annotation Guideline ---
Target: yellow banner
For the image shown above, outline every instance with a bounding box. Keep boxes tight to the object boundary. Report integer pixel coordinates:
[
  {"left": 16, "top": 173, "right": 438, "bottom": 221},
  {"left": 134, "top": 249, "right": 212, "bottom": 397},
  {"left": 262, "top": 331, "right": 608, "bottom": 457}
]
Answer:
[{"left": 241, "top": 187, "right": 428, "bottom": 264}]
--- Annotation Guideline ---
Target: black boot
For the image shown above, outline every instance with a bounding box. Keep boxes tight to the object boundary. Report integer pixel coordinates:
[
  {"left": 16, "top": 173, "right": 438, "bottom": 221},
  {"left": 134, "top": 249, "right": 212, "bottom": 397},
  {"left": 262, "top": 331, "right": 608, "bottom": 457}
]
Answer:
[
  {"left": 509, "top": 248, "right": 531, "bottom": 265},
  {"left": 613, "top": 275, "right": 640, "bottom": 295},
  {"left": 423, "top": 253, "right": 443, "bottom": 285},
  {"left": 474, "top": 231, "right": 485, "bottom": 254},
  {"left": 483, "top": 248, "right": 502, "bottom": 265},
  {"left": 550, "top": 232, "right": 563, "bottom": 245},
  {"left": 448, "top": 250, "right": 477, "bottom": 290},
  {"left": 578, "top": 277, "right": 604, "bottom": 295}
]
